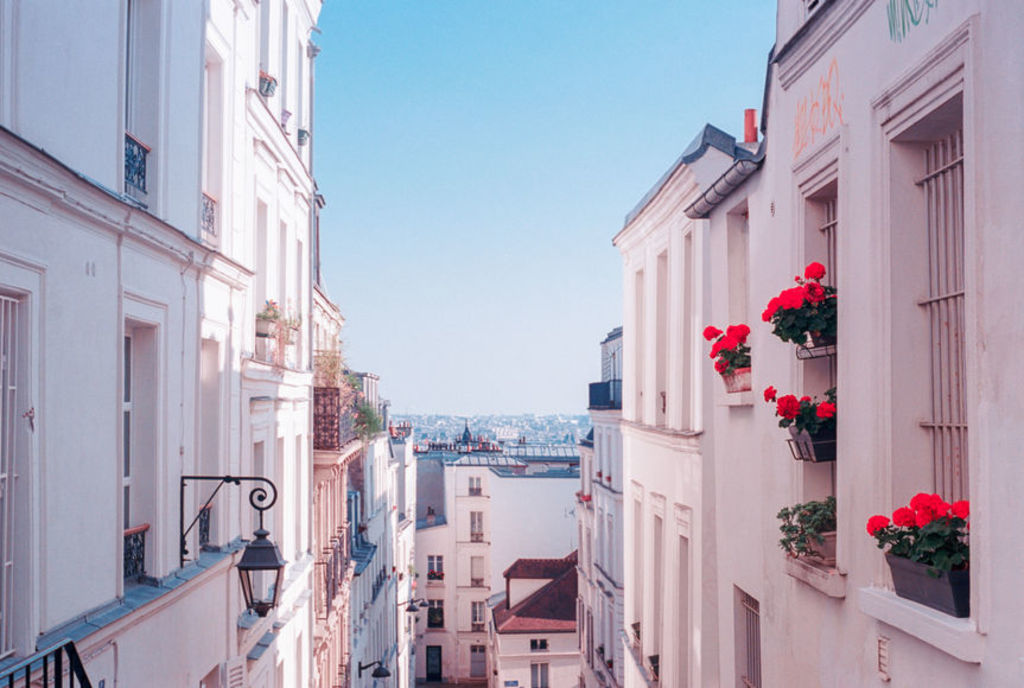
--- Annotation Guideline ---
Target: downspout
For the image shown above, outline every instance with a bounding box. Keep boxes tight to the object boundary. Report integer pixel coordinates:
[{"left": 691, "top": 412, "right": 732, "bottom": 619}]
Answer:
[{"left": 683, "top": 141, "right": 766, "bottom": 220}]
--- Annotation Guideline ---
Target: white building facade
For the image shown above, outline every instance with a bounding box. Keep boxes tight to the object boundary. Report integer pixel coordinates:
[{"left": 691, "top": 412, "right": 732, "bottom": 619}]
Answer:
[
  {"left": 0, "top": 0, "right": 323, "bottom": 685},
  {"left": 578, "top": 327, "right": 624, "bottom": 688}
]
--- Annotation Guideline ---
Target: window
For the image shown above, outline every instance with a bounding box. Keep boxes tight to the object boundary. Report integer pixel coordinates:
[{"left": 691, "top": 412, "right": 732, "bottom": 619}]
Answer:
[
  {"left": 530, "top": 638, "right": 548, "bottom": 652},
  {"left": 530, "top": 662, "right": 549, "bottom": 688},
  {"left": 470, "top": 555, "right": 484, "bottom": 587},
  {"left": 734, "top": 588, "right": 761, "bottom": 688},
  {"left": 122, "top": 321, "right": 157, "bottom": 581},
  {"left": 124, "top": 0, "right": 159, "bottom": 200},
  {"left": 655, "top": 251, "right": 669, "bottom": 426},
  {"left": 632, "top": 499, "right": 643, "bottom": 639},
  {"left": 427, "top": 600, "right": 444, "bottom": 628},
  {"left": 470, "top": 645, "right": 486, "bottom": 678},
  {"left": 889, "top": 95, "right": 967, "bottom": 503},
  {"left": 428, "top": 555, "right": 443, "bottom": 580},
  {"left": 0, "top": 295, "right": 23, "bottom": 657},
  {"left": 650, "top": 515, "right": 663, "bottom": 657},
  {"left": 677, "top": 534, "right": 690, "bottom": 685},
  {"left": 470, "top": 511, "right": 483, "bottom": 541},
  {"left": 122, "top": 334, "right": 133, "bottom": 531},
  {"left": 468, "top": 475, "right": 482, "bottom": 496},
  {"left": 201, "top": 47, "right": 223, "bottom": 242},
  {"left": 472, "top": 601, "right": 486, "bottom": 631},
  {"left": 633, "top": 270, "right": 644, "bottom": 418}
]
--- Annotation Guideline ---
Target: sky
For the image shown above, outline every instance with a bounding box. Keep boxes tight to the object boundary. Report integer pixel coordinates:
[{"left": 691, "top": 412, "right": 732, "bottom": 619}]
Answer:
[{"left": 313, "top": 2, "right": 777, "bottom": 415}]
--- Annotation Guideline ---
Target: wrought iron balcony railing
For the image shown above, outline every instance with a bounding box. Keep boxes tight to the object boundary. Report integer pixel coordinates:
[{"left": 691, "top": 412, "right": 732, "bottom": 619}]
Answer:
[
  {"left": 470, "top": 532, "right": 484, "bottom": 543},
  {"left": 198, "top": 504, "right": 212, "bottom": 549},
  {"left": 468, "top": 487, "right": 483, "bottom": 496},
  {"left": 589, "top": 379, "right": 622, "bottom": 410},
  {"left": 471, "top": 577, "right": 485, "bottom": 587},
  {"left": 124, "top": 133, "right": 150, "bottom": 196},
  {"left": 123, "top": 523, "right": 150, "bottom": 581},
  {"left": 201, "top": 193, "right": 217, "bottom": 237},
  {"left": 0, "top": 639, "right": 92, "bottom": 687}
]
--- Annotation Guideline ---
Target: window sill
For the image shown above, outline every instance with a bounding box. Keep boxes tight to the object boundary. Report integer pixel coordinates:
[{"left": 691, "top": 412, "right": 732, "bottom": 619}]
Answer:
[
  {"left": 716, "top": 390, "right": 753, "bottom": 407},
  {"left": 857, "top": 587, "right": 984, "bottom": 663},
  {"left": 785, "top": 556, "right": 846, "bottom": 598}
]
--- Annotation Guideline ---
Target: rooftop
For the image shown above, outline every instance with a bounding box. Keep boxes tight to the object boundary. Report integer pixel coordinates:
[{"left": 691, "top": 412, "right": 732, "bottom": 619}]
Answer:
[{"left": 494, "top": 553, "right": 578, "bottom": 634}]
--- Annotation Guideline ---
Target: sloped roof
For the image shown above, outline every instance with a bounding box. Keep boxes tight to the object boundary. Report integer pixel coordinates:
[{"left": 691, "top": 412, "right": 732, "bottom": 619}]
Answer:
[
  {"left": 503, "top": 551, "right": 578, "bottom": 580},
  {"left": 493, "top": 562, "right": 578, "bottom": 634}
]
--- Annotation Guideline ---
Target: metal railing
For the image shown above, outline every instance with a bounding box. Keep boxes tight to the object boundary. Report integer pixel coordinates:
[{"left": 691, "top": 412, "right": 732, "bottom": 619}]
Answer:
[
  {"left": 468, "top": 487, "right": 483, "bottom": 496},
  {"left": 201, "top": 193, "right": 217, "bottom": 237},
  {"left": 588, "top": 380, "right": 622, "bottom": 410},
  {"left": 0, "top": 639, "right": 92, "bottom": 687},
  {"left": 470, "top": 532, "right": 484, "bottom": 543},
  {"left": 123, "top": 523, "right": 149, "bottom": 581},
  {"left": 471, "top": 577, "right": 484, "bottom": 587},
  {"left": 198, "top": 505, "right": 211, "bottom": 549},
  {"left": 471, "top": 622, "right": 485, "bottom": 632},
  {"left": 124, "top": 133, "right": 149, "bottom": 195}
]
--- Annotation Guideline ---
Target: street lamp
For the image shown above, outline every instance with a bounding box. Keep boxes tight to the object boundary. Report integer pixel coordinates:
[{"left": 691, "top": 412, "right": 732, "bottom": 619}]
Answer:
[
  {"left": 180, "top": 475, "right": 286, "bottom": 617},
  {"left": 397, "top": 597, "right": 429, "bottom": 613},
  {"left": 358, "top": 660, "right": 391, "bottom": 678}
]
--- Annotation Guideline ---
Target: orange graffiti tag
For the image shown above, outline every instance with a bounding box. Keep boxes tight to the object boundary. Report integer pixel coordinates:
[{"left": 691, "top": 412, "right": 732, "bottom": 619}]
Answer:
[{"left": 793, "top": 58, "right": 845, "bottom": 160}]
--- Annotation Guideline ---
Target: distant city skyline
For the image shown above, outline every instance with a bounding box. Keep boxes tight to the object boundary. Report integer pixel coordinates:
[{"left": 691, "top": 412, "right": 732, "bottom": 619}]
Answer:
[{"left": 314, "top": 2, "right": 776, "bottom": 414}]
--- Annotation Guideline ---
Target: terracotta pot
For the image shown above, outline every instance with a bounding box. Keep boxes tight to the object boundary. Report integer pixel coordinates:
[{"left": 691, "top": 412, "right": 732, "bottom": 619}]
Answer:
[
  {"left": 804, "top": 530, "right": 836, "bottom": 566},
  {"left": 885, "top": 553, "right": 969, "bottom": 617},
  {"left": 721, "top": 366, "right": 752, "bottom": 393}
]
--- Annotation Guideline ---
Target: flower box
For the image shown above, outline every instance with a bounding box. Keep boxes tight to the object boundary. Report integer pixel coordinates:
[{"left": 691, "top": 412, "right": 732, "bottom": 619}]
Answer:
[
  {"left": 256, "top": 317, "right": 275, "bottom": 337},
  {"left": 885, "top": 553, "right": 969, "bottom": 617},
  {"left": 721, "top": 366, "right": 752, "bottom": 393},
  {"left": 787, "top": 425, "right": 836, "bottom": 463},
  {"left": 258, "top": 71, "right": 278, "bottom": 97}
]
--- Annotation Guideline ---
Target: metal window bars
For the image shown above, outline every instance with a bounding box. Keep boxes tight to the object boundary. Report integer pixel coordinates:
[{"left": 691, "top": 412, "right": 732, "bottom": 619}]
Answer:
[
  {"left": 917, "top": 130, "right": 967, "bottom": 502},
  {"left": 201, "top": 193, "right": 218, "bottom": 238},
  {"left": 124, "top": 133, "right": 150, "bottom": 195},
  {"left": 739, "top": 591, "right": 761, "bottom": 688}
]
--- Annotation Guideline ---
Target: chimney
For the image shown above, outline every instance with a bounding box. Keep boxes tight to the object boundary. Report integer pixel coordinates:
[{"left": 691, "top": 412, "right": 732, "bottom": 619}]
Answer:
[{"left": 744, "top": 108, "right": 758, "bottom": 144}]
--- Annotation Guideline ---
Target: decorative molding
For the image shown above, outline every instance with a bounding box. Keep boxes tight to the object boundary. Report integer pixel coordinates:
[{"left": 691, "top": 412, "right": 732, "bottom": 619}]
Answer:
[{"left": 776, "top": 0, "right": 875, "bottom": 89}]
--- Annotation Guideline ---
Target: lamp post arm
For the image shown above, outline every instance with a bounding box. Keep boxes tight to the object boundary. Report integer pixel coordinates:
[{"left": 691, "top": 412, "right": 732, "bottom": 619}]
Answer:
[{"left": 180, "top": 475, "right": 279, "bottom": 569}]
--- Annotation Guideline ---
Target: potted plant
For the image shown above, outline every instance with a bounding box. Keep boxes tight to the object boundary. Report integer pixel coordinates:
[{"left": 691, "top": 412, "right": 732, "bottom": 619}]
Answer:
[
  {"left": 606, "top": 659, "right": 613, "bottom": 670},
  {"left": 764, "top": 386, "right": 837, "bottom": 462},
  {"left": 297, "top": 128, "right": 310, "bottom": 146},
  {"left": 258, "top": 70, "right": 278, "bottom": 97},
  {"left": 256, "top": 299, "right": 280, "bottom": 337},
  {"left": 777, "top": 496, "right": 837, "bottom": 566},
  {"left": 427, "top": 569, "right": 444, "bottom": 581},
  {"left": 866, "top": 494, "right": 970, "bottom": 617},
  {"left": 703, "top": 324, "right": 752, "bottom": 392},
  {"left": 762, "top": 261, "right": 837, "bottom": 350}
]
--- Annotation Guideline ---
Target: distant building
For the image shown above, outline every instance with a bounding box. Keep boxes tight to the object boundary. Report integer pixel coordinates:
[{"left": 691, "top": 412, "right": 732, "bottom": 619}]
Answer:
[
  {"left": 412, "top": 427, "right": 579, "bottom": 684},
  {"left": 578, "top": 327, "right": 624, "bottom": 687},
  {"left": 489, "top": 553, "right": 579, "bottom": 688}
]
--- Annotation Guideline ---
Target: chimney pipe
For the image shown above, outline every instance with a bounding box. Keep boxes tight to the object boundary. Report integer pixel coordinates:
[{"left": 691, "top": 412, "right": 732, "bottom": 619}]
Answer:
[{"left": 744, "top": 109, "right": 757, "bottom": 144}]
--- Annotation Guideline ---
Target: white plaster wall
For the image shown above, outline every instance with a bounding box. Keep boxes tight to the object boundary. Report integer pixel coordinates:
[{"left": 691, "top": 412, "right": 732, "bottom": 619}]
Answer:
[
  {"left": 488, "top": 474, "right": 578, "bottom": 589},
  {"left": 493, "top": 631, "right": 578, "bottom": 688}
]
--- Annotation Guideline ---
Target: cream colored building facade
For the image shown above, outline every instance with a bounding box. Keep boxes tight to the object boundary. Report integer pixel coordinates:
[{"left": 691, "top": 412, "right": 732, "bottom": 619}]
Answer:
[
  {"left": 0, "top": 0, "right": 323, "bottom": 685},
  {"left": 616, "top": 1, "right": 1024, "bottom": 686}
]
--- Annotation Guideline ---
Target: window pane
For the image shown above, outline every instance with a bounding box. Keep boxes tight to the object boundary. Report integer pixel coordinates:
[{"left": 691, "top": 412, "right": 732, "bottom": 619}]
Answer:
[
  {"left": 123, "top": 336, "right": 131, "bottom": 402},
  {"left": 123, "top": 411, "right": 131, "bottom": 477}
]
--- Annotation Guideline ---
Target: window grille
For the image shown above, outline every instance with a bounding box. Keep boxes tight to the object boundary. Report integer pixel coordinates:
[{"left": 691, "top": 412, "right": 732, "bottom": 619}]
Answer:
[
  {"left": 917, "top": 130, "right": 967, "bottom": 501},
  {"left": 0, "top": 295, "right": 20, "bottom": 658},
  {"left": 738, "top": 591, "right": 761, "bottom": 688}
]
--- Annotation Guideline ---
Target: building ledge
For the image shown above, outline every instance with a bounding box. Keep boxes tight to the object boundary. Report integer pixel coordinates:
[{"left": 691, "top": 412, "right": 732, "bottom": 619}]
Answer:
[
  {"left": 716, "top": 390, "right": 753, "bottom": 407},
  {"left": 858, "top": 587, "right": 984, "bottom": 663},
  {"left": 785, "top": 556, "right": 846, "bottom": 597}
]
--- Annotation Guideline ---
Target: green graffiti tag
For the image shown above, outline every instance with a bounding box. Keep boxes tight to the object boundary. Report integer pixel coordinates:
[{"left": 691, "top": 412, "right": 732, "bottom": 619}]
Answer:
[{"left": 888, "top": 0, "right": 939, "bottom": 43}]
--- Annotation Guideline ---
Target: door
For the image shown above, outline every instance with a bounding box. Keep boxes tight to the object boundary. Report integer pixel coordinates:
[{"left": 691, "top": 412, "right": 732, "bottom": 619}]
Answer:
[
  {"left": 470, "top": 645, "right": 486, "bottom": 678},
  {"left": 426, "top": 646, "right": 442, "bottom": 682}
]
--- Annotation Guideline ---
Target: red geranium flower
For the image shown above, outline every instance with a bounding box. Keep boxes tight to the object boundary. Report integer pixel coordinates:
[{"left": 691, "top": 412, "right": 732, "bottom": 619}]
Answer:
[
  {"left": 763, "top": 385, "right": 777, "bottom": 402},
  {"left": 866, "top": 515, "right": 890, "bottom": 536},
  {"left": 703, "top": 326, "right": 722, "bottom": 341},
  {"left": 762, "top": 297, "right": 781, "bottom": 322},
  {"left": 804, "top": 281, "right": 826, "bottom": 304},
  {"left": 776, "top": 395, "right": 801, "bottom": 420},
  {"left": 778, "top": 286, "right": 806, "bottom": 310},
  {"left": 726, "top": 324, "right": 751, "bottom": 344},
  {"left": 816, "top": 402, "right": 836, "bottom": 419},
  {"left": 951, "top": 500, "right": 969, "bottom": 519},
  {"left": 892, "top": 506, "right": 916, "bottom": 527},
  {"left": 714, "top": 358, "right": 730, "bottom": 373},
  {"left": 805, "top": 261, "right": 826, "bottom": 280}
]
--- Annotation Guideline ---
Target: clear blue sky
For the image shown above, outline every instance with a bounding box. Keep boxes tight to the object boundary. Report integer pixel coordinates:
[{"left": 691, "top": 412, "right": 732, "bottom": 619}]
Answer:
[{"left": 314, "top": 2, "right": 776, "bottom": 415}]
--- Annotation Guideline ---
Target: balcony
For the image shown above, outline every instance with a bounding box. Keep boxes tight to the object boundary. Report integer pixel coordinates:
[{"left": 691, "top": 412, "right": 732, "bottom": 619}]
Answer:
[
  {"left": 123, "top": 523, "right": 150, "bottom": 581},
  {"left": 471, "top": 622, "right": 485, "bottom": 632},
  {"left": 124, "top": 132, "right": 150, "bottom": 199},
  {"left": 201, "top": 192, "right": 217, "bottom": 238},
  {"left": 0, "top": 640, "right": 92, "bottom": 687},
  {"left": 314, "top": 386, "right": 342, "bottom": 450},
  {"left": 468, "top": 486, "right": 483, "bottom": 496},
  {"left": 471, "top": 577, "right": 485, "bottom": 587},
  {"left": 316, "top": 537, "right": 350, "bottom": 620},
  {"left": 470, "top": 532, "right": 484, "bottom": 543},
  {"left": 589, "top": 380, "right": 622, "bottom": 410}
]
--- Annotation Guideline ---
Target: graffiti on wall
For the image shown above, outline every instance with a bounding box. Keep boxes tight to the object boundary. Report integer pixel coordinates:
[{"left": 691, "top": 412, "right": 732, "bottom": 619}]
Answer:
[
  {"left": 887, "top": 0, "right": 939, "bottom": 43},
  {"left": 792, "top": 58, "right": 845, "bottom": 161}
]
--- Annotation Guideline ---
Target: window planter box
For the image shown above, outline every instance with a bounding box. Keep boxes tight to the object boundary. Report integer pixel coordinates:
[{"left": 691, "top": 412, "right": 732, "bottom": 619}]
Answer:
[
  {"left": 256, "top": 317, "right": 276, "bottom": 337},
  {"left": 258, "top": 71, "right": 278, "bottom": 97},
  {"left": 786, "top": 425, "right": 836, "bottom": 462},
  {"left": 721, "top": 366, "right": 752, "bottom": 393},
  {"left": 885, "top": 553, "right": 969, "bottom": 618}
]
